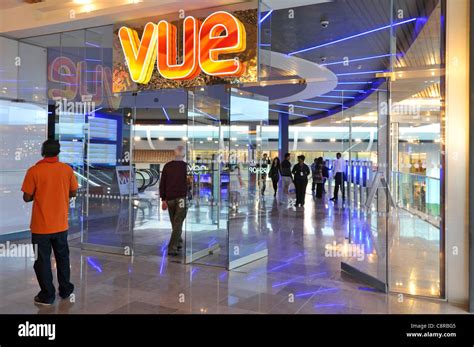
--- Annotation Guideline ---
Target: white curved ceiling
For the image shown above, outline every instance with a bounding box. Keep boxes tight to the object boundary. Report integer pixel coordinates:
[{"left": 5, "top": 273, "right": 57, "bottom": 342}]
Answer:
[{"left": 260, "top": 50, "right": 338, "bottom": 104}]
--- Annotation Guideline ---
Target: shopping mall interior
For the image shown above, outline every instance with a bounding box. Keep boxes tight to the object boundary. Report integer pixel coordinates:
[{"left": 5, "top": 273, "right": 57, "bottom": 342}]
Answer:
[{"left": 0, "top": 0, "right": 472, "bottom": 314}]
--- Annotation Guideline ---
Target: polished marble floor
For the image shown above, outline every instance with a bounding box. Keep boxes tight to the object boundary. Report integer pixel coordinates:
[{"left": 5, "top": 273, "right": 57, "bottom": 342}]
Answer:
[
  {"left": 0, "top": 246, "right": 465, "bottom": 314},
  {"left": 0, "top": 185, "right": 465, "bottom": 314}
]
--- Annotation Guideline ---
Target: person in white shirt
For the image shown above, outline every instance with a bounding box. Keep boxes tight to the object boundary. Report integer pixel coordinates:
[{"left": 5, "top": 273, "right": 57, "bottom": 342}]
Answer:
[{"left": 330, "top": 152, "right": 346, "bottom": 202}]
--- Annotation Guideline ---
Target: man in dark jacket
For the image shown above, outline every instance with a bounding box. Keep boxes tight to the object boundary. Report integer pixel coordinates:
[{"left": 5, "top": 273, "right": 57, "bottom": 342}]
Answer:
[
  {"left": 279, "top": 152, "right": 293, "bottom": 205},
  {"left": 292, "top": 155, "right": 310, "bottom": 207},
  {"left": 159, "top": 146, "right": 188, "bottom": 256}
]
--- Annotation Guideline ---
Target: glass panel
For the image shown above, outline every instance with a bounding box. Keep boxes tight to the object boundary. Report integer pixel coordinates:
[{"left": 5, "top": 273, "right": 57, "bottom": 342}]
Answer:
[
  {"left": 0, "top": 37, "right": 19, "bottom": 100},
  {"left": 344, "top": 83, "right": 390, "bottom": 292},
  {"left": 131, "top": 89, "right": 187, "bottom": 257},
  {"left": 80, "top": 95, "right": 135, "bottom": 253},
  {"left": 227, "top": 88, "right": 269, "bottom": 270},
  {"left": 18, "top": 42, "right": 47, "bottom": 104},
  {"left": 389, "top": 0, "right": 444, "bottom": 297},
  {"left": 0, "top": 37, "right": 49, "bottom": 237},
  {"left": 185, "top": 85, "right": 229, "bottom": 267},
  {"left": 0, "top": 100, "right": 47, "bottom": 236}
]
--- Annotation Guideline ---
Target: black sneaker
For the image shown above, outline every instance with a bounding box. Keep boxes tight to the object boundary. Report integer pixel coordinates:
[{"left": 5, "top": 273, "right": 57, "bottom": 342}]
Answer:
[{"left": 34, "top": 296, "right": 54, "bottom": 306}]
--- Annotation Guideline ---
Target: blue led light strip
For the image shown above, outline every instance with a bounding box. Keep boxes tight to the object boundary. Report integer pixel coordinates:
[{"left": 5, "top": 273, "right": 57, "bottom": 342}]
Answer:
[
  {"left": 259, "top": 9, "right": 273, "bottom": 24},
  {"left": 338, "top": 82, "right": 373, "bottom": 85},
  {"left": 288, "top": 18, "right": 417, "bottom": 56},
  {"left": 317, "top": 95, "right": 356, "bottom": 99},
  {"left": 336, "top": 70, "right": 387, "bottom": 76},
  {"left": 162, "top": 107, "right": 170, "bottom": 122},
  {"left": 300, "top": 100, "right": 344, "bottom": 106},
  {"left": 321, "top": 53, "right": 395, "bottom": 66},
  {"left": 277, "top": 103, "right": 329, "bottom": 112},
  {"left": 269, "top": 108, "right": 308, "bottom": 118}
]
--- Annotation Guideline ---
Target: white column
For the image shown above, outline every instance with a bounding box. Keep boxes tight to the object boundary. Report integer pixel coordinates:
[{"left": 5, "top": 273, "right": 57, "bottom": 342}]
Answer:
[{"left": 445, "top": 0, "right": 470, "bottom": 306}]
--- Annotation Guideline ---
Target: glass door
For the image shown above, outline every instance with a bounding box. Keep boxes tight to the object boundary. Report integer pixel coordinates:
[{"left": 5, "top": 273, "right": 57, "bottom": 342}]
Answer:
[
  {"left": 185, "top": 85, "right": 229, "bottom": 266},
  {"left": 227, "top": 88, "right": 269, "bottom": 270},
  {"left": 80, "top": 94, "right": 136, "bottom": 256},
  {"left": 342, "top": 84, "right": 391, "bottom": 293}
]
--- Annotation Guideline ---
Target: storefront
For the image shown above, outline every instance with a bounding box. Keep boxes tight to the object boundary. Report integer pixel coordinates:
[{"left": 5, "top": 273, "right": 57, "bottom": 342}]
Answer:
[{"left": 0, "top": 0, "right": 470, "bottom": 308}]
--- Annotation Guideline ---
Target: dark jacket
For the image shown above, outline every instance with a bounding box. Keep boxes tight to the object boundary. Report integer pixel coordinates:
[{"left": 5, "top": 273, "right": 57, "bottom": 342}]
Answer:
[
  {"left": 269, "top": 164, "right": 281, "bottom": 180},
  {"left": 159, "top": 160, "right": 188, "bottom": 201},
  {"left": 292, "top": 163, "right": 310, "bottom": 181},
  {"left": 281, "top": 159, "right": 292, "bottom": 177}
]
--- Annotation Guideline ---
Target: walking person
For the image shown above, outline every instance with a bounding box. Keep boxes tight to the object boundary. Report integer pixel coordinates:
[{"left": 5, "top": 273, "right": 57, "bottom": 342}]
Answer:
[
  {"left": 229, "top": 161, "right": 243, "bottom": 211},
  {"left": 322, "top": 158, "right": 329, "bottom": 194},
  {"left": 278, "top": 153, "right": 293, "bottom": 205},
  {"left": 292, "top": 155, "right": 310, "bottom": 207},
  {"left": 268, "top": 157, "right": 281, "bottom": 197},
  {"left": 314, "top": 157, "right": 325, "bottom": 199},
  {"left": 259, "top": 153, "right": 271, "bottom": 196},
  {"left": 21, "top": 139, "right": 77, "bottom": 305},
  {"left": 159, "top": 146, "right": 189, "bottom": 256},
  {"left": 330, "top": 152, "right": 346, "bottom": 202},
  {"left": 310, "top": 158, "right": 318, "bottom": 194}
]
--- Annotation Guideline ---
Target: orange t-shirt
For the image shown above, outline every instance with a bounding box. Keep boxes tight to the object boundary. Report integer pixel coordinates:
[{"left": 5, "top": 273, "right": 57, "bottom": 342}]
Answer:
[{"left": 21, "top": 157, "right": 79, "bottom": 234}]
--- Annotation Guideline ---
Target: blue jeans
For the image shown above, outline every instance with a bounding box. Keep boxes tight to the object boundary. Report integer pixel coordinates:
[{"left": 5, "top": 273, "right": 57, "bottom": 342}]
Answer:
[{"left": 32, "top": 230, "right": 74, "bottom": 303}]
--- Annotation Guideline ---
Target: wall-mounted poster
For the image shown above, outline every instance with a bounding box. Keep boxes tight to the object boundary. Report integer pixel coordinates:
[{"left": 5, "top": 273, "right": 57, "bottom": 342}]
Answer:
[{"left": 112, "top": 3, "right": 258, "bottom": 92}]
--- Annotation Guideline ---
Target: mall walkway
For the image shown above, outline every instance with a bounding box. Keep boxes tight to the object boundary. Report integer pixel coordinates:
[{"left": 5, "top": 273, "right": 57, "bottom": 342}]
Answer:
[{"left": 0, "top": 188, "right": 466, "bottom": 314}]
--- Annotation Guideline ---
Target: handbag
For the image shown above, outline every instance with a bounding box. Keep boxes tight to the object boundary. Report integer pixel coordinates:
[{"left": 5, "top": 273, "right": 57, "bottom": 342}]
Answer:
[{"left": 288, "top": 182, "right": 296, "bottom": 198}]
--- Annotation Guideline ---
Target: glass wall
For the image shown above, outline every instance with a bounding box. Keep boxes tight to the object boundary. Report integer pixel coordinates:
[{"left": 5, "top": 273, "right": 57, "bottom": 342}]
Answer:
[
  {"left": 228, "top": 88, "right": 269, "bottom": 269},
  {"left": 389, "top": 0, "right": 444, "bottom": 297},
  {"left": 185, "top": 86, "right": 230, "bottom": 266},
  {"left": 0, "top": 37, "right": 48, "bottom": 238},
  {"left": 264, "top": 0, "right": 445, "bottom": 297},
  {"left": 8, "top": 0, "right": 446, "bottom": 297}
]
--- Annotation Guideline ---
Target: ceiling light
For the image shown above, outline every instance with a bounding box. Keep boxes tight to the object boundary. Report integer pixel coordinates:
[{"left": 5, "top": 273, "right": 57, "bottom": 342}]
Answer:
[
  {"left": 83, "top": 4, "right": 94, "bottom": 12},
  {"left": 288, "top": 18, "right": 417, "bottom": 56}
]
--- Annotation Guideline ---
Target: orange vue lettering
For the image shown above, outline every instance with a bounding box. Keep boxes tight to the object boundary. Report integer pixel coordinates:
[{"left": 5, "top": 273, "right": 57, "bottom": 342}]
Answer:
[{"left": 118, "top": 11, "right": 247, "bottom": 84}]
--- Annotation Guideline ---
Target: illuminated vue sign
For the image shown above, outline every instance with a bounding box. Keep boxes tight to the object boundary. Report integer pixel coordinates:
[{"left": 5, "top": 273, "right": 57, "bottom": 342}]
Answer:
[{"left": 113, "top": 7, "right": 257, "bottom": 92}]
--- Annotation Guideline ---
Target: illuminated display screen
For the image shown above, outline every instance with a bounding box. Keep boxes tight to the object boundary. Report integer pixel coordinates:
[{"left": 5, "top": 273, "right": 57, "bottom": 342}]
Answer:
[
  {"left": 88, "top": 143, "right": 117, "bottom": 166},
  {"left": 59, "top": 141, "right": 83, "bottom": 166},
  {"left": 57, "top": 113, "right": 85, "bottom": 139},
  {"left": 89, "top": 117, "right": 117, "bottom": 141},
  {"left": 55, "top": 113, "right": 120, "bottom": 167}
]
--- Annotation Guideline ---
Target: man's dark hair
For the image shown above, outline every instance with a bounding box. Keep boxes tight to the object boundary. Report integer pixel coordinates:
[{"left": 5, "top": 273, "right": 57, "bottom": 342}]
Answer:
[
  {"left": 299, "top": 155, "right": 305, "bottom": 161},
  {"left": 336, "top": 152, "right": 342, "bottom": 158},
  {"left": 284, "top": 153, "right": 290, "bottom": 159},
  {"left": 41, "top": 139, "right": 60, "bottom": 157}
]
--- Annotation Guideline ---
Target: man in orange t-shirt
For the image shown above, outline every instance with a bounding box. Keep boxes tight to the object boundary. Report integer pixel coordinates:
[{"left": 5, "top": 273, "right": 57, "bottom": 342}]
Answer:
[{"left": 21, "top": 139, "right": 78, "bottom": 305}]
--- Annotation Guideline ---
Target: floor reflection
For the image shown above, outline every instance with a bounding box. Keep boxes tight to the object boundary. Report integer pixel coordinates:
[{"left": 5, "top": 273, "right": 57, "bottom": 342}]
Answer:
[{"left": 0, "top": 185, "right": 457, "bottom": 314}]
